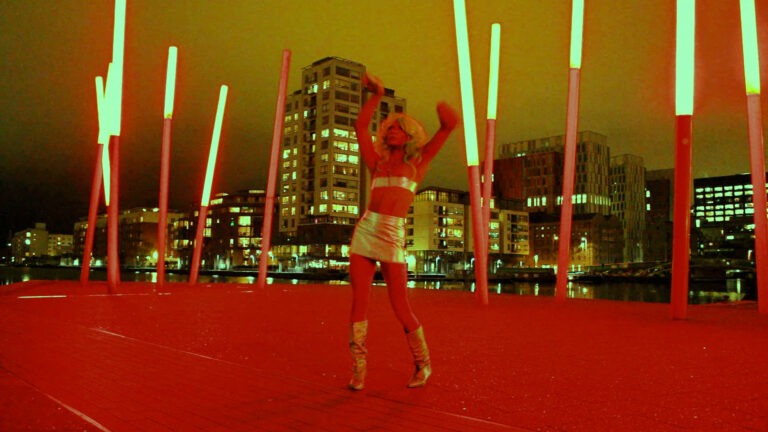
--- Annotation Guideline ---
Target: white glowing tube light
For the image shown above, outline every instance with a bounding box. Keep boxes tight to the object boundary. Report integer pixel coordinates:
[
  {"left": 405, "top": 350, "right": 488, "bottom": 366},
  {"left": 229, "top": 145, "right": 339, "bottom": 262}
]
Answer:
[
  {"left": 676, "top": 0, "right": 695, "bottom": 115},
  {"left": 452, "top": 0, "right": 480, "bottom": 166},
  {"left": 570, "top": 0, "right": 585, "bottom": 69},
  {"left": 487, "top": 23, "right": 501, "bottom": 119},
  {"left": 201, "top": 85, "right": 229, "bottom": 206},
  {"left": 740, "top": 0, "right": 761, "bottom": 95},
  {"left": 164, "top": 46, "right": 178, "bottom": 118}
]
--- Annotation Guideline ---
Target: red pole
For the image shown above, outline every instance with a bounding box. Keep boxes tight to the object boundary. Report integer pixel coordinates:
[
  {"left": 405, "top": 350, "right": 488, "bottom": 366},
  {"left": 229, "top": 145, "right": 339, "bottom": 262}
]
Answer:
[
  {"left": 670, "top": 114, "right": 693, "bottom": 319},
  {"left": 257, "top": 49, "right": 292, "bottom": 289},
  {"left": 80, "top": 144, "right": 105, "bottom": 283},
  {"left": 107, "top": 135, "right": 121, "bottom": 292},
  {"left": 188, "top": 206, "right": 208, "bottom": 284},
  {"left": 482, "top": 119, "right": 496, "bottom": 227},
  {"left": 745, "top": 94, "right": 768, "bottom": 313},
  {"left": 469, "top": 165, "right": 489, "bottom": 304},
  {"left": 555, "top": 68, "right": 582, "bottom": 301},
  {"left": 156, "top": 117, "right": 172, "bottom": 287}
]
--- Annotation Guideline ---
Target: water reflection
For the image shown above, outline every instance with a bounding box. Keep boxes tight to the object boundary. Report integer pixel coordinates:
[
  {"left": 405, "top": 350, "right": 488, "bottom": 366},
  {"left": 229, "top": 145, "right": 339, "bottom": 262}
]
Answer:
[{"left": 0, "top": 266, "right": 754, "bottom": 305}]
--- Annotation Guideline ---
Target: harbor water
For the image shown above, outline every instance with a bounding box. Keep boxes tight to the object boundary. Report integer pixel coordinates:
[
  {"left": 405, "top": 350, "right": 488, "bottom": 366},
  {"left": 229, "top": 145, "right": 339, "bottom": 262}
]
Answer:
[{"left": 0, "top": 265, "right": 754, "bottom": 305}]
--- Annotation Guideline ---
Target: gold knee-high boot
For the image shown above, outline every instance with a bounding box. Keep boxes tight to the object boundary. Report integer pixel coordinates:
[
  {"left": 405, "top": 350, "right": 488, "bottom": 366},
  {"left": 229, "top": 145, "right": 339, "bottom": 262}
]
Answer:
[
  {"left": 405, "top": 326, "right": 432, "bottom": 388},
  {"left": 348, "top": 321, "right": 368, "bottom": 391}
]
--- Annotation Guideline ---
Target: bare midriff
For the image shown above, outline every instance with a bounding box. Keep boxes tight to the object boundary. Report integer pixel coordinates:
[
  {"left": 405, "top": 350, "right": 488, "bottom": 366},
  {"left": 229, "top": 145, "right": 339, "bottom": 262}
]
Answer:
[{"left": 367, "top": 188, "right": 414, "bottom": 218}]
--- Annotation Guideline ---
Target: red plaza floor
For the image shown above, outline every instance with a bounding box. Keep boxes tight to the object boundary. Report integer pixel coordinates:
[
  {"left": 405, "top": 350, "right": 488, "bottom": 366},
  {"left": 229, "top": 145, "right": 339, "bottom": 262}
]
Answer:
[{"left": 0, "top": 279, "right": 766, "bottom": 431}]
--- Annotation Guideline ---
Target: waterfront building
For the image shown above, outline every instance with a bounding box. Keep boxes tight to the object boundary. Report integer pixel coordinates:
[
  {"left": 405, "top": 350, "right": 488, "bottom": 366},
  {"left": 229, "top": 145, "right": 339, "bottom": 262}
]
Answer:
[
  {"left": 530, "top": 212, "right": 623, "bottom": 269},
  {"left": 692, "top": 172, "right": 768, "bottom": 261},
  {"left": 406, "top": 187, "right": 530, "bottom": 275},
  {"left": 173, "top": 190, "right": 272, "bottom": 271},
  {"left": 644, "top": 169, "right": 674, "bottom": 262},
  {"left": 495, "top": 130, "right": 612, "bottom": 216},
  {"left": 610, "top": 154, "right": 646, "bottom": 262},
  {"left": 406, "top": 187, "right": 466, "bottom": 274},
  {"left": 11, "top": 223, "right": 49, "bottom": 264},
  {"left": 47, "top": 233, "right": 74, "bottom": 259},
  {"left": 276, "top": 57, "right": 406, "bottom": 268},
  {"left": 74, "top": 208, "right": 183, "bottom": 267}
]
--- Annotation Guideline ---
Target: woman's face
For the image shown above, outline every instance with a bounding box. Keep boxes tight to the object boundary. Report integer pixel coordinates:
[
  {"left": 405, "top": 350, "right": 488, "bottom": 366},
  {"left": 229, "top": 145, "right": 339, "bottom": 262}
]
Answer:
[{"left": 385, "top": 121, "right": 409, "bottom": 147}]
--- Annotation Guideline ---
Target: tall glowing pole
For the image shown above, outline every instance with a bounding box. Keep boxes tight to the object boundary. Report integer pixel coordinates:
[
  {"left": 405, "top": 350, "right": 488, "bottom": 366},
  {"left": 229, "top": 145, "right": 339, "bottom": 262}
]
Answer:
[
  {"left": 482, "top": 24, "right": 501, "bottom": 229},
  {"left": 555, "top": 0, "right": 585, "bottom": 301},
  {"left": 189, "top": 85, "right": 228, "bottom": 284},
  {"left": 671, "top": 0, "right": 696, "bottom": 319},
  {"left": 257, "top": 50, "right": 291, "bottom": 289},
  {"left": 453, "top": 0, "right": 488, "bottom": 304},
  {"left": 156, "top": 46, "right": 178, "bottom": 287},
  {"left": 80, "top": 76, "right": 110, "bottom": 283},
  {"left": 739, "top": 0, "right": 768, "bottom": 314},
  {"left": 106, "top": 0, "right": 126, "bottom": 292}
]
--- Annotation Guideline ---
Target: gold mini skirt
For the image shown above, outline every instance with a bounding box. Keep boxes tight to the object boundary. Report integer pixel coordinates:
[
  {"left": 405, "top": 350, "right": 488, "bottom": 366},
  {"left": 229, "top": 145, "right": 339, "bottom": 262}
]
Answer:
[{"left": 349, "top": 211, "right": 407, "bottom": 263}]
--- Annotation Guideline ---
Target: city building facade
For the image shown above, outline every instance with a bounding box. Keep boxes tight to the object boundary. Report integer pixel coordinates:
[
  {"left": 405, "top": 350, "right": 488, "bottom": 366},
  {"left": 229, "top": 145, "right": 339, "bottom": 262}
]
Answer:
[
  {"left": 74, "top": 208, "right": 184, "bottom": 267},
  {"left": 11, "top": 223, "right": 49, "bottom": 264},
  {"left": 644, "top": 169, "right": 674, "bottom": 262},
  {"left": 692, "top": 172, "right": 767, "bottom": 262},
  {"left": 173, "top": 190, "right": 272, "bottom": 271},
  {"left": 495, "top": 130, "right": 612, "bottom": 216},
  {"left": 610, "top": 154, "right": 646, "bottom": 262},
  {"left": 276, "top": 57, "right": 406, "bottom": 267},
  {"left": 406, "top": 187, "right": 531, "bottom": 275},
  {"left": 530, "top": 212, "right": 624, "bottom": 269}
]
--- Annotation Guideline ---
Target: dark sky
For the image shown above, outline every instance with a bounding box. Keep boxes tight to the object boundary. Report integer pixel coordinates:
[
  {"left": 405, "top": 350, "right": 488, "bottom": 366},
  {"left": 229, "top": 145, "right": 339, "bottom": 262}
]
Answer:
[{"left": 2, "top": 0, "right": 768, "bottom": 237}]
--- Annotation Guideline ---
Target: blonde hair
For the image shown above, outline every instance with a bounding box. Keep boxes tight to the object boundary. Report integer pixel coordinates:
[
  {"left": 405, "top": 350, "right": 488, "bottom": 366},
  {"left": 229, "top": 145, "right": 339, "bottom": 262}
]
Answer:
[{"left": 374, "top": 113, "right": 428, "bottom": 176}]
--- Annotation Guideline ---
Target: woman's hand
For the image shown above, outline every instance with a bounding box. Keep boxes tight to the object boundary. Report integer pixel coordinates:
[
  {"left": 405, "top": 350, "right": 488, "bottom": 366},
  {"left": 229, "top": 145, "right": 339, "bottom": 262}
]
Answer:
[
  {"left": 436, "top": 101, "right": 459, "bottom": 131},
  {"left": 362, "top": 72, "right": 385, "bottom": 96}
]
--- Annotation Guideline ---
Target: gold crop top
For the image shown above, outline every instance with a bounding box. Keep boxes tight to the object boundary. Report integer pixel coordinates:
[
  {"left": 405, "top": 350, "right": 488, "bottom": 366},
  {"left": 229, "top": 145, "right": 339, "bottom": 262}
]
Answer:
[{"left": 371, "top": 176, "right": 418, "bottom": 193}]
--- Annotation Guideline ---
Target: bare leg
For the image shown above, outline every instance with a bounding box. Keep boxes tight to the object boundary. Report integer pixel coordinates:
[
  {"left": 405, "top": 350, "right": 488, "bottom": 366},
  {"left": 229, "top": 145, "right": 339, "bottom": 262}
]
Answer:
[
  {"left": 380, "top": 261, "right": 420, "bottom": 332},
  {"left": 349, "top": 253, "right": 376, "bottom": 323}
]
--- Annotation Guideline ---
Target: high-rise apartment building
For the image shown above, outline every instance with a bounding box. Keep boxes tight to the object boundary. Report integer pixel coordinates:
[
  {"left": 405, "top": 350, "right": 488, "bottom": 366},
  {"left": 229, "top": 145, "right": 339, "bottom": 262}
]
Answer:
[
  {"left": 610, "top": 154, "right": 646, "bottom": 262},
  {"left": 495, "top": 130, "right": 611, "bottom": 216},
  {"left": 277, "top": 57, "right": 406, "bottom": 264}
]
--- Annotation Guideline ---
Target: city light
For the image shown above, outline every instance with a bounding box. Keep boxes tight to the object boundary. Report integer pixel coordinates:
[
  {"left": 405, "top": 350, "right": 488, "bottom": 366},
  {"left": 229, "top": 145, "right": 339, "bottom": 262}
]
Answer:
[
  {"left": 739, "top": 0, "right": 761, "bottom": 95},
  {"left": 570, "top": 0, "right": 585, "bottom": 69},
  {"left": 452, "top": 0, "right": 480, "bottom": 166},
  {"left": 94, "top": 76, "right": 111, "bottom": 205},
  {"left": 164, "top": 47, "right": 178, "bottom": 118},
  {"left": 110, "top": 0, "right": 126, "bottom": 135},
  {"left": 201, "top": 85, "right": 229, "bottom": 207},
  {"left": 486, "top": 23, "right": 501, "bottom": 120},
  {"left": 675, "top": 0, "right": 695, "bottom": 115}
]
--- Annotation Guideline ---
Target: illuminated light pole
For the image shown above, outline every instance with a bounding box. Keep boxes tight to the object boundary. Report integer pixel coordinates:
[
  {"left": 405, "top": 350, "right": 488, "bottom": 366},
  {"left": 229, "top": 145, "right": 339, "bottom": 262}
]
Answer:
[
  {"left": 453, "top": 0, "right": 489, "bottom": 304},
  {"left": 156, "top": 46, "right": 178, "bottom": 288},
  {"left": 482, "top": 23, "right": 501, "bottom": 229},
  {"left": 555, "top": 0, "right": 585, "bottom": 301},
  {"left": 80, "top": 76, "right": 111, "bottom": 283},
  {"left": 102, "top": 0, "right": 127, "bottom": 292},
  {"left": 189, "top": 85, "right": 229, "bottom": 284},
  {"left": 739, "top": 0, "right": 768, "bottom": 314},
  {"left": 257, "top": 50, "right": 291, "bottom": 289},
  {"left": 671, "top": 0, "right": 695, "bottom": 319}
]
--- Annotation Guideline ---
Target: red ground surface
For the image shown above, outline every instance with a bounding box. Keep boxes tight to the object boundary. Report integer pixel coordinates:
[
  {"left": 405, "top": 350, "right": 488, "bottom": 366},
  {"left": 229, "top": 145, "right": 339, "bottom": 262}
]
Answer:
[{"left": 0, "top": 280, "right": 766, "bottom": 431}]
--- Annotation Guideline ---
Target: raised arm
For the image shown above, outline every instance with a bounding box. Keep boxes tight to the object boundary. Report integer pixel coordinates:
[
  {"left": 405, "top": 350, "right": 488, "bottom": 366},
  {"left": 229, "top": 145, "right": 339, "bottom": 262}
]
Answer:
[
  {"left": 355, "top": 72, "right": 384, "bottom": 172},
  {"left": 418, "top": 101, "right": 459, "bottom": 166}
]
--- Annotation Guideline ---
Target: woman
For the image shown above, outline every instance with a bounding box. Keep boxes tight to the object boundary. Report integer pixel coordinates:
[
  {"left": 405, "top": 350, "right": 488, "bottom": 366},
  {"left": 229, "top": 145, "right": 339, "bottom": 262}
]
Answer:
[{"left": 347, "top": 72, "right": 459, "bottom": 390}]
